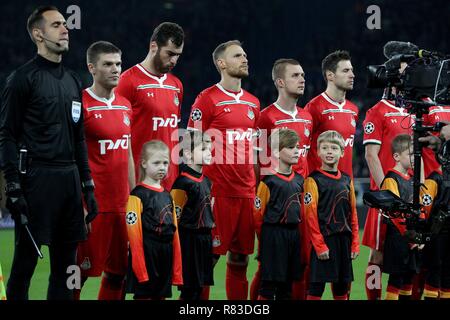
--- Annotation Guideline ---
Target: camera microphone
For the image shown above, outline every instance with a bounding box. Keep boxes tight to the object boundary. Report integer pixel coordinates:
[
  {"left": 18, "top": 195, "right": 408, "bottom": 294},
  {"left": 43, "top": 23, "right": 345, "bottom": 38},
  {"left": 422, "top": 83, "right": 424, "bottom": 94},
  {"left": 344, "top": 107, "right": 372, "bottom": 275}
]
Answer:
[
  {"left": 383, "top": 41, "right": 419, "bottom": 59},
  {"left": 41, "top": 36, "right": 61, "bottom": 47}
]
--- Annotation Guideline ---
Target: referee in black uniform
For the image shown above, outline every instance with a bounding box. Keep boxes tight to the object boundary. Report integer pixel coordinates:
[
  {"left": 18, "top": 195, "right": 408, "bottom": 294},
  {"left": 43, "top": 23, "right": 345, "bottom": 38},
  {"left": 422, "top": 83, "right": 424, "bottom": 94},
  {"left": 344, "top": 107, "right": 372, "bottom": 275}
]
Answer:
[{"left": 0, "top": 6, "right": 98, "bottom": 300}]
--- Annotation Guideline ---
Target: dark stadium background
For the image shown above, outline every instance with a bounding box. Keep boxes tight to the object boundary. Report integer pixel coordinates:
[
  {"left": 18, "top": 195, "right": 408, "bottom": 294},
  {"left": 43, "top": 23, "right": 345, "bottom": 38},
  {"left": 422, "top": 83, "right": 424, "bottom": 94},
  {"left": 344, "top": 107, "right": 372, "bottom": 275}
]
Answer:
[
  {"left": 1, "top": 0, "right": 449, "bottom": 178},
  {"left": 0, "top": 0, "right": 449, "bottom": 300}
]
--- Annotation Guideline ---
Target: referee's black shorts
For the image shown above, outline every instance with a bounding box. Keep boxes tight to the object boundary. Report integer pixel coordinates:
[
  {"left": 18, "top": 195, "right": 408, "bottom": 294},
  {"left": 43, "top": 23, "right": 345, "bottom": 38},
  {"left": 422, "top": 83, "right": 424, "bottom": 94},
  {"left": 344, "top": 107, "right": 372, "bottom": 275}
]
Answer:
[{"left": 21, "top": 162, "right": 86, "bottom": 245}]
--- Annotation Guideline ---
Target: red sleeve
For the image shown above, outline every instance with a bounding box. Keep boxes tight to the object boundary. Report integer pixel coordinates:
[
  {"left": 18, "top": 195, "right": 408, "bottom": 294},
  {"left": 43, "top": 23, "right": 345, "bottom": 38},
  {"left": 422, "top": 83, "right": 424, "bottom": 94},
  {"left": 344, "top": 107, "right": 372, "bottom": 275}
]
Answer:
[
  {"left": 176, "top": 77, "right": 184, "bottom": 118},
  {"left": 187, "top": 90, "right": 214, "bottom": 131},
  {"left": 304, "top": 100, "right": 321, "bottom": 131},
  {"left": 171, "top": 201, "right": 183, "bottom": 285},
  {"left": 126, "top": 195, "right": 149, "bottom": 283},
  {"left": 349, "top": 180, "right": 360, "bottom": 253},
  {"left": 304, "top": 177, "right": 329, "bottom": 255},
  {"left": 363, "top": 105, "right": 383, "bottom": 145},
  {"left": 116, "top": 72, "right": 136, "bottom": 107},
  {"left": 253, "top": 181, "right": 270, "bottom": 238}
]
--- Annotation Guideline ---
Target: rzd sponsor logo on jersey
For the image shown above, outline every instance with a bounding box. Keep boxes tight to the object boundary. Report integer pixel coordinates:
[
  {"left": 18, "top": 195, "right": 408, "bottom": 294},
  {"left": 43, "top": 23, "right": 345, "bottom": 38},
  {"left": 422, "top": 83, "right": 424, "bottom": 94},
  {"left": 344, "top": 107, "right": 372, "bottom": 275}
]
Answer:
[
  {"left": 152, "top": 114, "right": 179, "bottom": 130},
  {"left": 299, "top": 145, "right": 310, "bottom": 157},
  {"left": 98, "top": 134, "right": 130, "bottom": 155},
  {"left": 226, "top": 129, "right": 253, "bottom": 144},
  {"left": 345, "top": 135, "right": 355, "bottom": 147}
]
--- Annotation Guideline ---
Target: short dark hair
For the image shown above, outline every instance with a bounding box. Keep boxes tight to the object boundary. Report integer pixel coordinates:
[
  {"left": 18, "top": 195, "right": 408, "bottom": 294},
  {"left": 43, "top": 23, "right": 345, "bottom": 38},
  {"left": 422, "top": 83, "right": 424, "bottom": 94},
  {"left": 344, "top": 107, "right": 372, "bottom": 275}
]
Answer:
[
  {"left": 321, "top": 50, "right": 351, "bottom": 81},
  {"left": 150, "top": 22, "right": 184, "bottom": 47},
  {"left": 212, "top": 40, "right": 243, "bottom": 73},
  {"left": 391, "top": 134, "right": 412, "bottom": 155},
  {"left": 272, "top": 58, "right": 300, "bottom": 82},
  {"left": 86, "top": 41, "right": 122, "bottom": 65},
  {"left": 27, "top": 5, "right": 59, "bottom": 43}
]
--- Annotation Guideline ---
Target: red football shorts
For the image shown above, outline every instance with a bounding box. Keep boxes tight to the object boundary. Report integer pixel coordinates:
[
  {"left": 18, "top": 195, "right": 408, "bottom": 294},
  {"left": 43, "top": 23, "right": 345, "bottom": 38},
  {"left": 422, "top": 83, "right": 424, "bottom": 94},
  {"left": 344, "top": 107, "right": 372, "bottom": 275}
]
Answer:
[
  {"left": 77, "top": 213, "right": 128, "bottom": 277},
  {"left": 362, "top": 207, "right": 387, "bottom": 252},
  {"left": 211, "top": 196, "right": 255, "bottom": 256}
]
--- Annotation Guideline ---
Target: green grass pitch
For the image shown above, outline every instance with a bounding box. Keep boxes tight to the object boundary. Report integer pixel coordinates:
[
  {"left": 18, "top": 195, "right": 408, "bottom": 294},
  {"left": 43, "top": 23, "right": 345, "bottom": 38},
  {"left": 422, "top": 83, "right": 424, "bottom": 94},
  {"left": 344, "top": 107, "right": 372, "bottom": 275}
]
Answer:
[{"left": 0, "top": 229, "right": 386, "bottom": 300}]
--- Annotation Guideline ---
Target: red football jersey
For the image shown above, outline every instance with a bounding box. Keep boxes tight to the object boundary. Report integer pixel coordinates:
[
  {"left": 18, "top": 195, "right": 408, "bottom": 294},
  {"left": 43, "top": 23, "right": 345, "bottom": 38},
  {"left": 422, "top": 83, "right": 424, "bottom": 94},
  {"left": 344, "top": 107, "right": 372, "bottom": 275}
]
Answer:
[
  {"left": 423, "top": 105, "right": 450, "bottom": 176},
  {"left": 257, "top": 103, "right": 313, "bottom": 177},
  {"left": 304, "top": 92, "right": 359, "bottom": 177},
  {"left": 187, "top": 83, "right": 260, "bottom": 198},
  {"left": 363, "top": 99, "right": 413, "bottom": 190},
  {"left": 82, "top": 88, "right": 132, "bottom": 213},
  {"left": 116, "top": 64, "right": 183, "bottom": 190}
]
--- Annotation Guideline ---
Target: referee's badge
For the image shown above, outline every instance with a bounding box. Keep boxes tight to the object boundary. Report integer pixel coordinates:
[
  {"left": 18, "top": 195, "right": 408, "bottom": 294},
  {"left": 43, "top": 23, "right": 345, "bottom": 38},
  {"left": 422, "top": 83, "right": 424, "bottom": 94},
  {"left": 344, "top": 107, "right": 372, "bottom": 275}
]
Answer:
[
  {"left": 71, "top": 101, "right": 81, "bottom": 123},
  {"left": 247, "top": 108, "right": 255, "bottom": 120}
]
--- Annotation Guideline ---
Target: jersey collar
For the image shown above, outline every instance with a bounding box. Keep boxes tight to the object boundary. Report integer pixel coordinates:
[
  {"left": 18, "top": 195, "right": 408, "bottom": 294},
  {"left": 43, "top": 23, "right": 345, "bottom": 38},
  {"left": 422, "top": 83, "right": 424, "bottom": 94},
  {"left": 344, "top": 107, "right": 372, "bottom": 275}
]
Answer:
[
  {"left": 86, "top": 87, "right": 116, "bottom": 106},
  {"left": 136, "top": 64, "right": 167, "bottom": 87},
  {"left": 321, "top": 92, "right": 346, "bottom": 110},
  {"left": 273, "top": 102, "right": 298, "bottom": 119},
  {"left": 216, "top": 83, "right": 244, "bottom": 102},
  {"left": 381, "top": 99, "right": 407, "bottom": 114},
  {"left": 318, "top": 168, "right": 342, "bottom": 180}
]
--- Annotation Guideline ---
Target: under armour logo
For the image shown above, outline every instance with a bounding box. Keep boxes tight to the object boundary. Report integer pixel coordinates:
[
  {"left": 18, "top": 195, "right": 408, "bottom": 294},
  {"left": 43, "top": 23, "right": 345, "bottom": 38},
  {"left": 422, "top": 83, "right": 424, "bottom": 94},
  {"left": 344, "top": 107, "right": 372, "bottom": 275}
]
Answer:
[
  {"left": 435, "top": 116, "right": 440, "bottom": 120},
  {"left": 95, "top": 114, "right": 102, "bottom": 119},
  {"left": 328, "top": 115, "right": 335, "bottom": 120},
  {"left": 391, "top": 119, "right": 397, "bottom": 123},
  {"left": 224, "top": 108, "right": 231, "bottom": 112},
  {"left": 147, "top": 92, "right": 154, "bottom": 97}
]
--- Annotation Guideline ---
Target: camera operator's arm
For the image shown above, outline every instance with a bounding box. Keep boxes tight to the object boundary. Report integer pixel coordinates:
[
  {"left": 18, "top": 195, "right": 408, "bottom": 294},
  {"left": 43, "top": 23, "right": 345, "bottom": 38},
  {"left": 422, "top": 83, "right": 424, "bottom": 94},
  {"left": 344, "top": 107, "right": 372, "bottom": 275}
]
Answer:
[
  {"left": 365, "top": 144, "right": 385, "bottom": 188},
  {"left": 349, "top": 180, "right": 360, "bottom": 259},
  {"left": 418, "top": 123, "right": 450, "bottom": 152}
]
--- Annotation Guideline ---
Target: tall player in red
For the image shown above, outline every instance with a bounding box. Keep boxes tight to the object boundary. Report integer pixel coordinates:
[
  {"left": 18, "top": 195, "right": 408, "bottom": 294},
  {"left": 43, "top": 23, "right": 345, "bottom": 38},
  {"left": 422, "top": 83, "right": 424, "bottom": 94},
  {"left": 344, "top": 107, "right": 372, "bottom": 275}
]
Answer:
[
  {"left": 361, "top": 61, "right": 417, "bottom": 300},
  {"left": 75, "top": 41, "right": 135, "bottom": 300},
  {"left": 116, "top": 22, "right": 184, "bottom": 190},
  {"left": 251, "top": 58, "right": 312, "bottom": 300},
  {"left": 187, "top": 40, "right": 260, "bottom": 300},
  {"left": 305, "top": 50, "right": 358, "bottom": 178}
]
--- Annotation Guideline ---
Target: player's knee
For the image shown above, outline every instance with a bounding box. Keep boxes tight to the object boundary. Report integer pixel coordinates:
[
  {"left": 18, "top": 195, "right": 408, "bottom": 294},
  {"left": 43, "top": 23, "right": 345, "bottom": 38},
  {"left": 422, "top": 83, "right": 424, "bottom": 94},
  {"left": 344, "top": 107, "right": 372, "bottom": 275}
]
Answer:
[
  {"left": 227, "top": 252, "right": 249, "bottom": 266},
  {"left": 369, "top": 249, "right": 383, "bottom": 264}
]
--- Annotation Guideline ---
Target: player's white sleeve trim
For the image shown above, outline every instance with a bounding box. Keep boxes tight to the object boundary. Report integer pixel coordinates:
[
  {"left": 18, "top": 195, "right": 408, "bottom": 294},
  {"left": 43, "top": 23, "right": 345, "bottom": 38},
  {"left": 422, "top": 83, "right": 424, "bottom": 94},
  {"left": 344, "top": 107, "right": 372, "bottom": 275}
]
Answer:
[{"left": 363, "top": 139, "right": 382, "bottom": 145}]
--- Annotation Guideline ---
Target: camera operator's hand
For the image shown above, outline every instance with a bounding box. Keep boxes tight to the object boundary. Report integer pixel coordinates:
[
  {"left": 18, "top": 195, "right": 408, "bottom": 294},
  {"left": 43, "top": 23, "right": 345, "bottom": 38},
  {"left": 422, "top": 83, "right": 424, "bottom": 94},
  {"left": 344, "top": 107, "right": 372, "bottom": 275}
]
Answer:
[
  {"left": 419, "top": 133, "right": 442, "bottom": 152},
  {"left": 317, "top": 250, "right": 330, "bottom": 260},
  {"left": 82, "top": 180, "right": 98, "bottom": 224},
  {"left": 5, "top": 183, "right": 29, "bottom": 225},
  {"left": 351, "top": 252, "right": 359, "bottom": 260},
  {"left": 440, "top": 124, "right": 450, "bottom": 141}
]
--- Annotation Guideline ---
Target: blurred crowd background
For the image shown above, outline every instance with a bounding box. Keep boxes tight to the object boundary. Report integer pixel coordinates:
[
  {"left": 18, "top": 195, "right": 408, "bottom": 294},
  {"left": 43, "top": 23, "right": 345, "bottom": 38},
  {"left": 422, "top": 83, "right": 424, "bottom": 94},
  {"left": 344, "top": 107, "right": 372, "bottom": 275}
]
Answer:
[{"left": 0, "top": 0, "right": 449, "bottom": 178}]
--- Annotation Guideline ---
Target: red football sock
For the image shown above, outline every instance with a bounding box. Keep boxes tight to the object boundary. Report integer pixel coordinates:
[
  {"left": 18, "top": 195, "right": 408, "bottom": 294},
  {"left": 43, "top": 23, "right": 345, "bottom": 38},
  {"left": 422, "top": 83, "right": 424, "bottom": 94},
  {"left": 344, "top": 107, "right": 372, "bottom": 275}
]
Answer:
[
  {"left": 226, "top": 263, "right": 248, "bottom": 300},
  {"left": 98, "top": 275, "right": 125, "bottom": 300},
  {"left": 200, "top": 286, "right": 210, "bottom": 300},
  {"left": 291, "top": 279, "right": 306, "bottom": 300},
  {"left": 365, "top": 263, "right": 382, "bottom": 300},
  {"left": 306, "top": 295, "right": 321, "bottom": 300},
  {"left": 250, "top": 264, "right": 261, "bottom": 301}
]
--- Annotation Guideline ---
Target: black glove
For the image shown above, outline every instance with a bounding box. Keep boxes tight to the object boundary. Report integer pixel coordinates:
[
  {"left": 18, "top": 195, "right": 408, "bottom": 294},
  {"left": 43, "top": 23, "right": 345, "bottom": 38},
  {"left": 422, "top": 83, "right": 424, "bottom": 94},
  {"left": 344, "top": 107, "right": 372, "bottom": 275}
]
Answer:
[
  {"left": 5, "top": 183, "right": 29, "bottom": 225},
  {"left": 82, "top": 180, "right": 98, "bottom": 224}
]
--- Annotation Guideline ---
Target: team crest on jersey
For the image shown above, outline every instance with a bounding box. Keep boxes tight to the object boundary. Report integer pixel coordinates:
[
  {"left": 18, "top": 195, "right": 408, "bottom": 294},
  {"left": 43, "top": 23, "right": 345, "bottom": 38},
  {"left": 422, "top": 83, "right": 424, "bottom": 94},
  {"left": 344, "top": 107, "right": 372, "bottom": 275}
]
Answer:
[
  {"left": 123, "top": 113, "right": 130, "bottom": 127},
  {"left": 421, "top": 194, "right": 433, "bottom": 206},
  {"left": 191, "top": 108, "right": 202, "bottom": 121},
  {"left": 304, "top": 192, "right": 312, "bottom": 205},
  {"left": 126, "top": 211, "right": 138, "bottom": 225},
  {"left": 212, "top": 235, "right": 221, "bottom": 247},
  {"left": 174, "top": 93, "right": 180, "bottom": 107},
  {"left": 80, "top": 257, "right": 91, "bottom": 270},
  {"left": 364, "top": 122, "right": 375, "bottom": 134},
  {"left": 71, "top": 101, "right": 81, "bottom": 123},
  {"left": 351, "top": 117, "right": 356, "bottom": 127},
  {"left": 304, "top": 128, "right": 310, "bottom": 137},
  {"left": 254, "top": 196, "right": 261, "bottom": 209},
  {"left": 247, "top": 108, "right": 255, "bottom": 120}
]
